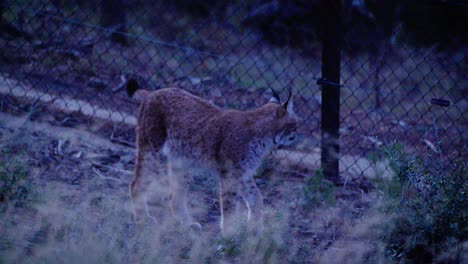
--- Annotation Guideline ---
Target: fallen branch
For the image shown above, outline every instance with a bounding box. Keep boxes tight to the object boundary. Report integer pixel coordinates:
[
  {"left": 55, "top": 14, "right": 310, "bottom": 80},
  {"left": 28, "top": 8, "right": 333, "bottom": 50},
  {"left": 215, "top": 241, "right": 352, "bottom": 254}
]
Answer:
[
  {"left": 91, "top": 161, "right": 133, "bottom": 176},
  {"left": 92, "top": 167, "right": 125, "bottom": 183},
  {"left": 110, "top": 137, "right": 135, "bottom": 148},
  {"left": 109, "top": 122, "right": 135, "bottom": 148},
  {"left": 423, "top": 139, "right": 439, "bottom": 154},
  {"left": 112, "top": 75, "right": 127, "bottom": 93},
  {"left": 277, "top": 170, "right": 312, "bottom": 179},
  {"left": 362, "top": 135, "right": 383, "bottom": 147}
]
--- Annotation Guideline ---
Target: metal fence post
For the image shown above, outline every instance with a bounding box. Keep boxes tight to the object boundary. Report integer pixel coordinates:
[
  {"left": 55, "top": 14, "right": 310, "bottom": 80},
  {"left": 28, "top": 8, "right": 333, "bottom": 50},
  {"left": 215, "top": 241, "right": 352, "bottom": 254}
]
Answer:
[{"left": 320, "top": 0, "right": 342, "bottom": 181}]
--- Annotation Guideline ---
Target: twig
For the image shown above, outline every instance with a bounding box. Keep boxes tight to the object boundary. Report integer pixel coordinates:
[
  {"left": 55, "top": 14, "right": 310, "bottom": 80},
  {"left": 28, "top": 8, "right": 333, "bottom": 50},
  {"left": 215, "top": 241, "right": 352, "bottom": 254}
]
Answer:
[
  {"left": 430, "top": 113, "right": 444, "bottom": 171},
  {"left": 342, "top": 175, "right": 349, "bottom": 189},
  {"left": 112, "top": 75, "right": 127, "bottom": 93},
  {"left": 110, "top": 137, "right": 136, "bottom": 148},
  {"left": 110, "top": 123, "right": 136, "bottom": 148},
  {"left": 277, "top": 169, "right": 311, "bottom": 179},
  {"left": 363, "top": 135, "right": 383, "bottom": 147},
  {"left": 423, "top": 139, "right": 438, "bottom": 154},
  {"left": 91, "top": 161, "right": 133, "bottom": 176},
  {"left": 92, "top": 167, "right": 124, "bottom": 183},
  {"left": 57, "top": 139, "right": 66, "bottom": 155}
]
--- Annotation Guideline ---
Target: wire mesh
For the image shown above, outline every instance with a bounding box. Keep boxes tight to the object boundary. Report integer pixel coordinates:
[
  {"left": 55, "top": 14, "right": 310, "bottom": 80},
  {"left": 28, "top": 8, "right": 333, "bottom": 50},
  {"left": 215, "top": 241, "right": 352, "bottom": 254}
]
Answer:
[{"left": 0, "top": 0, "right": 465, "bottom": 182}]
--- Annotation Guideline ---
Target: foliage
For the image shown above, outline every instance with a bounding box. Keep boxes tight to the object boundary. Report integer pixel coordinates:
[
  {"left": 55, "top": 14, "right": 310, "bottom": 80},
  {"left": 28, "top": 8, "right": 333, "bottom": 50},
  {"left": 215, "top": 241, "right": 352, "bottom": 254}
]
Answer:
[
  {"left": 302, "top": 169, "right": 336, "bottom": 210},
  {"left": 381, "top": 143, "right": 467, "bottom": 263},
  {"left": 0, "top": 150, "right": 36, "bottom": 211}
]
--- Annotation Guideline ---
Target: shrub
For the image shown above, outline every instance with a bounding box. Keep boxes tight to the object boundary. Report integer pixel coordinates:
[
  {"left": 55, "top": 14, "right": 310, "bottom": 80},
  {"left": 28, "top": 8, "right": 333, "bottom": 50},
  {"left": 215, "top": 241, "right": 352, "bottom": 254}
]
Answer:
[
  {"left": 0, "top": 151, "right": 36, "bottom": 210},
  {"left": 381, "top": 144, "right": 467, "bottom": 263},
  {"left": 302, "top": 169, "right": 336, "bottom": 210}
]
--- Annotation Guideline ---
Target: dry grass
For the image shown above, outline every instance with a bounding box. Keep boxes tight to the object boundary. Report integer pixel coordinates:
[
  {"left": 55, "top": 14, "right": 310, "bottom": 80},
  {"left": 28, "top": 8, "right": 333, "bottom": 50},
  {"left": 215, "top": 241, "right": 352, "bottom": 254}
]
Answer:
[
  {"left": 0, "top": 112, "right": 397, "bottom": 263},
  {"left": 0, "top": 5, "right": 465, "bottom": 261}
]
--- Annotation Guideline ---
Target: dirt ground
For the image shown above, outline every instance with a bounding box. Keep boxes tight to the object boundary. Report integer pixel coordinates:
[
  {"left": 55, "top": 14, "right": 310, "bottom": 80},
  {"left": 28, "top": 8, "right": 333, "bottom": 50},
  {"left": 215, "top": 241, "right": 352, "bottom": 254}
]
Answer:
[
  {"left": 0, "top": 3, "right": 465, "bottom": 261},
  {"left": 0, "top": 103, "right": 388, "bottom": 263},
  {"left": 0, "top": 68, "right": 460, "bottom": 263}
]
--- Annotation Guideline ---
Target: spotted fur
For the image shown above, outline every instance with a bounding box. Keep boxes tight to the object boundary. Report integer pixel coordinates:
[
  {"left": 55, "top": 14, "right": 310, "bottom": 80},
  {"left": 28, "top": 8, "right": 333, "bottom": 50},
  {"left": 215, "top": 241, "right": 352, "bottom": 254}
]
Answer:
[{"left": 128, "top": 85, "right": 298, "bottom": 234}]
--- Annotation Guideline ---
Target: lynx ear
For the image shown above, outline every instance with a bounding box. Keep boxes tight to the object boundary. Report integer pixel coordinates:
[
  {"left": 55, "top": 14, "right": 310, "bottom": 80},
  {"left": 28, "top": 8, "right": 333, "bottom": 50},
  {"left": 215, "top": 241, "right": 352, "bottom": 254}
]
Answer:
[
  {"left": 282, "top": 90, "right": 295, "bottom": 115},
  {"left": 286, "top": 97, "right": 295, "bottom": 115},
  {"left": 269, "top": 88, "right": 281, "bottom": 103}
]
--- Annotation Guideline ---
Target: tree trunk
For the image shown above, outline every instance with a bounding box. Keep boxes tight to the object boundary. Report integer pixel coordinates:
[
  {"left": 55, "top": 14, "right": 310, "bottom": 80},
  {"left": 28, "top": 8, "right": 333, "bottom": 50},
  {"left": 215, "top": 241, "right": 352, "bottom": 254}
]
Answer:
[
  {"left": 100, "top": 0, "right": 127, "bottom": 45},
  {"left": 0, "top": 0, "right": 4, "bottom": 24}
]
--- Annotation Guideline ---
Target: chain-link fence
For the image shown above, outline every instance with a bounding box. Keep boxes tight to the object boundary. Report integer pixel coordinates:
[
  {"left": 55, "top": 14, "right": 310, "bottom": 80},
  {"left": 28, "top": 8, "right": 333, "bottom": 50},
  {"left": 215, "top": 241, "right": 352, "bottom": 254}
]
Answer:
[{"left": 0, "top": 0, "right": 466, "bottom": 182}]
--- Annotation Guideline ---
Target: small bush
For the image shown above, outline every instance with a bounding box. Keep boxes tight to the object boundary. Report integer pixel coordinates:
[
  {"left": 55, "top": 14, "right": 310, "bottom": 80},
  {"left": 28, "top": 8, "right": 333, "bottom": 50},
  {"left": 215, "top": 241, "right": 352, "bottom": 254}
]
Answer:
[
  {"left": 0, "top": 154, "right": 36, "bottom": 210},
  {"left": 381, "top": 144, "right": 467, "bottom": 263},
  {"left": 302, "top": 169, "right": 336, "bottom": 210}
]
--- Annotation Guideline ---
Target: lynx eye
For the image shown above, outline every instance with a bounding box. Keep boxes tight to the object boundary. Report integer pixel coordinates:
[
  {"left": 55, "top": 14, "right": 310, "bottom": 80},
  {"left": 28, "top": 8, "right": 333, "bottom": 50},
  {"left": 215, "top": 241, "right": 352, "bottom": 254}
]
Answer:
[{"left": 288, "top": 132, "right": 296, "bottom": 141}]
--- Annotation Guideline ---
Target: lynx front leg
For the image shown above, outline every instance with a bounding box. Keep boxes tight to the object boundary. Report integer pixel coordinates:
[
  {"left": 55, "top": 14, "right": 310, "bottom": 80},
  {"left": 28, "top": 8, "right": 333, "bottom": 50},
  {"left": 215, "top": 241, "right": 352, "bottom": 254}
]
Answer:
[
  {"left": 239, "top": 176, "right": 264, "bottom": 233},
  {"left": 219, "top": 169, "right": 265, "bottom": 235},
  {"left": 219, "top": 175, "right": 243, "bottom": 235}
]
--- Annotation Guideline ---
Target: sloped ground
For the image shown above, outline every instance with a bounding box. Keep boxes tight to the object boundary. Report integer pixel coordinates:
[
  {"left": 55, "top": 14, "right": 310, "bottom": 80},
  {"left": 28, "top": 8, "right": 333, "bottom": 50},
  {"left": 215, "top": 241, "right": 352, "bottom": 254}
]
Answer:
[
  {"left": 0, "top": 4, "right": 465, "bottom": 261},
  {"left": 0, "top": 111, "right": 390, "bottom": 263}
]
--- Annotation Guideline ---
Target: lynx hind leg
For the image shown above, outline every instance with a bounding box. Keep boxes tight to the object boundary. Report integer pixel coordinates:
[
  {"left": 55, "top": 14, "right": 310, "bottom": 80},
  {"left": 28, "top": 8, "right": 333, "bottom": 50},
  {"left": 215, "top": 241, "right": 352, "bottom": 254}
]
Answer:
[
  {"left": 168, "top": 159, "right": 201, "bottom": 230},
  {"left": 130, "top": 146, "right": 170, "bottom": 224}
]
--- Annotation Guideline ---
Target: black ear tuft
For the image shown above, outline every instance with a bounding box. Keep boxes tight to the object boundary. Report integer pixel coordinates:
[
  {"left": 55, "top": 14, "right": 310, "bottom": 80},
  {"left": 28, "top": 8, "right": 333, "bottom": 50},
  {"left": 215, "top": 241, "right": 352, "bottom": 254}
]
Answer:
[
  {"left": 126, "top": 78, "right": 139, "bottom": 97},
  {"left": 282, "top": 88, "right": 292, "bottom": 109},
  {"left": 270, "top": 88, "right": 281, "bottom": 103}
]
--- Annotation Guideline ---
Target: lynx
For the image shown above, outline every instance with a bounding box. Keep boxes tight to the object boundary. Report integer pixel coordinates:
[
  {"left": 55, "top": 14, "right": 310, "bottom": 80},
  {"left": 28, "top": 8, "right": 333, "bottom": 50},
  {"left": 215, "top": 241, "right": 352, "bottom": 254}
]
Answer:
[{"left": 128, "top": 80, "right": 298, "bottom": 234}]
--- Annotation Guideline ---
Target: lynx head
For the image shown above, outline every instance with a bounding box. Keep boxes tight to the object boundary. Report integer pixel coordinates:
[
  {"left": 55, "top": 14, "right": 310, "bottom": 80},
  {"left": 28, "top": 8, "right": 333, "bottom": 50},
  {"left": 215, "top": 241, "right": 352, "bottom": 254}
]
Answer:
[{"left": 266, "top": 89, "right": 298, "bottom": 146}]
